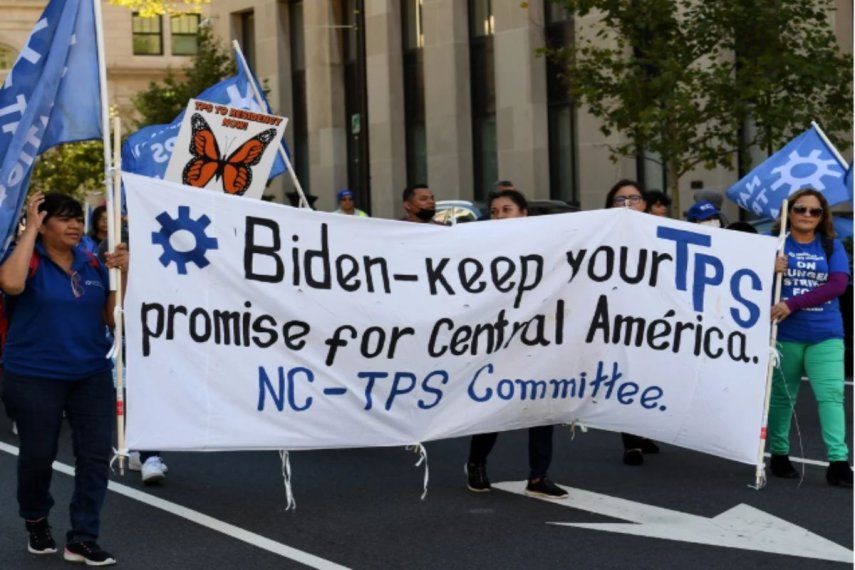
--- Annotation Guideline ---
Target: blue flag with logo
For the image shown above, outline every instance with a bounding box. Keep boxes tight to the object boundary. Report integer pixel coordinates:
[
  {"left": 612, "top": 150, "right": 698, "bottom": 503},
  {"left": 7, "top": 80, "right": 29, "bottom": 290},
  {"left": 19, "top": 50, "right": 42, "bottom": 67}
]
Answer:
[
  {"left": 122, "top": 52, "right": 287, "bottom": 181},
  {"left": 0, "top": 0, "right": 101, "bottom": 255},
  {"left": 726, "top": 126, "right": 850, "bottom": 219}
]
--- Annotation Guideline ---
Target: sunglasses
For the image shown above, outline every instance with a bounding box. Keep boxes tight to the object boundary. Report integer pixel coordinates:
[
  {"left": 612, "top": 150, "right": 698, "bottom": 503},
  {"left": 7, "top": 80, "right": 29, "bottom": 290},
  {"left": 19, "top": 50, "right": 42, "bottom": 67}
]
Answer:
[
  {"left": 70, "top": 271, "right": 83, "bottom": 298},
  {"left": 791, "top": 204, "right": 823, "bottom": 218}
]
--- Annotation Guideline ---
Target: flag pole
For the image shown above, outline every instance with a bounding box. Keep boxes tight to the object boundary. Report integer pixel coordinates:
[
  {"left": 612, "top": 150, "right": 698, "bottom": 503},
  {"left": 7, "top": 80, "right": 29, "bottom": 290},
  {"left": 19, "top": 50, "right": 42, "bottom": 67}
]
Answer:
[
  {"left": 753, "top": 199, "right": 789, "bottom": 490},
  {"left": 811, "top": 121, "right": 850, "bottom": 169},
  {"left": 92, "top": 0, "right": 125, "bottom": 473},
  {"left": 231, "top": 40, "right": 310, "bottom": 209},
  {"left": 111, "top": 116, "right": 126, "bottom": 475}
]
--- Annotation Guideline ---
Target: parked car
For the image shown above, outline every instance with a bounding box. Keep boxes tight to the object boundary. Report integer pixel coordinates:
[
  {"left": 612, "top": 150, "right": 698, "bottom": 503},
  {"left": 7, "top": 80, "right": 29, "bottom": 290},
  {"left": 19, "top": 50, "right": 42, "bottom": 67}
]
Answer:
[{"left": 432, "top": 199, "right": 578, "bottom": 225}]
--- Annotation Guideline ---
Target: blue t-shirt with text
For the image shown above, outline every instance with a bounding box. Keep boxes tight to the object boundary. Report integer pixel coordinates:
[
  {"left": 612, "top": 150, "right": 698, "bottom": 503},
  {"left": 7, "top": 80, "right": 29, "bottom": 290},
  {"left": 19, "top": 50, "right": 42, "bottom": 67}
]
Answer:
[
  {"left": 778, "top": 236, "right": 849, "bottom": 344},
  {"left": 3, "top": 242, "right": 112, "bottom": 380}
]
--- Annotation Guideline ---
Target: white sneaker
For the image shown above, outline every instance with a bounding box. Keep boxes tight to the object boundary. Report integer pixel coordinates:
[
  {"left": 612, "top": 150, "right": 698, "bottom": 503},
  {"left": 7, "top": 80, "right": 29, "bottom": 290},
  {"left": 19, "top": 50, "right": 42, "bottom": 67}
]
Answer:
[
  {"left": 128, "top": 451, "right": 142, "bottom": 471},
  {"left": 141, "top": 456, "right": 167, "bottom": 485}
]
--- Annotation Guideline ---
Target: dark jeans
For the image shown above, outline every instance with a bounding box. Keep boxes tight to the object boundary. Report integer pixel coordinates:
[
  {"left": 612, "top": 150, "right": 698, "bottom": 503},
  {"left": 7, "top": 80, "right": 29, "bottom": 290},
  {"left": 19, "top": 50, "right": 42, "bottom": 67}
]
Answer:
[
  {"left": 469, "top": 425, "right": 554, "bottom": 480},
  {"left": 2, "top": 370, "right": 113, "bottom": 542},
  {"left": 622, "top": 432, "right": 647, "bottom": 450}
]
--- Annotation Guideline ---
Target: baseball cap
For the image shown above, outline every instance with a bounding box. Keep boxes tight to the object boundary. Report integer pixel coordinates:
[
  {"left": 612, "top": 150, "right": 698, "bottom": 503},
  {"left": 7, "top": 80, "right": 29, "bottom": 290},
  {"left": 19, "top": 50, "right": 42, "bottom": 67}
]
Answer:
[
  {"left": 337, "top": 189, "right": 354, "bottom": 201},
  {"left": 686, "top": 200, "right": 720, "bottom": 222}
]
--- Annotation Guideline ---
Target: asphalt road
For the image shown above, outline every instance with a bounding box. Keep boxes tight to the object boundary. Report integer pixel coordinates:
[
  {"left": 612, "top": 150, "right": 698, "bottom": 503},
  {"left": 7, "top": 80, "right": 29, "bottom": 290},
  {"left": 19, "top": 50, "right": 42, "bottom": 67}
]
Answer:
[{"left": 0, "top": 381, "right": 851, "bottom": 569}]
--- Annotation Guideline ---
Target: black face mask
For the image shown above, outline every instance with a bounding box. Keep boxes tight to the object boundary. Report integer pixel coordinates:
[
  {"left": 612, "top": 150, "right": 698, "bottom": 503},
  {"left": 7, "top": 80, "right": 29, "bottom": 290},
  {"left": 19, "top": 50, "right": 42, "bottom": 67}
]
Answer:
[{"left": 415, "top": 208, "right": 436, "bottom": 222}]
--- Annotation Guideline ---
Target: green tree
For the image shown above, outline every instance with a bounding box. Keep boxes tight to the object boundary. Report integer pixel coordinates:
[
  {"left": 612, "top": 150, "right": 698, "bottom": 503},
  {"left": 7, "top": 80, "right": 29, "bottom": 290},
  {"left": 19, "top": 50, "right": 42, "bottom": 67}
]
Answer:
[
  {"left": 546, "top": 0, "right": 852, "bottom": 214},
  {"left": 133, "top": 26, "right": 235, "bottom": 127},
  {"left": 108, "top": 0, "right": 208, "bottom": 18},
  {"left": 30, "top": 141, "right": 104, "bottom": 200}
]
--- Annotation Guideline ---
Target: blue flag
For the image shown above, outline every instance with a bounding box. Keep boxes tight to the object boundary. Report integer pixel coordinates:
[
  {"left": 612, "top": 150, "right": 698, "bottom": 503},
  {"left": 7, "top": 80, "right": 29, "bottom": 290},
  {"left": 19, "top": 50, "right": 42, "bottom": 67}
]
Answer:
[
  {"left": 726, "top": 126, "right": 850, "bottom": 219},
  {"left": 123, "top": 53, "right": 287, "bottom": 181},
  {"left": 0, "top": 0, "right": 101, "bottom": 254}
]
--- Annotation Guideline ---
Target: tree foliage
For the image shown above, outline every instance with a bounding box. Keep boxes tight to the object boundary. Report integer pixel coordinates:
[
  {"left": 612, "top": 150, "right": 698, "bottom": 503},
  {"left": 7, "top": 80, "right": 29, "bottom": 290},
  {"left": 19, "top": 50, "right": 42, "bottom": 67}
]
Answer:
[
  {"left": 546, "top": 0, "right": 852, "bottom": 214},
  {"left": 132, "top": 26, "right": 235, "bottom": 128},
  {"left": 30, "top": 141, "right": 105, "bottom": 200},
  {"left": 108, "top": 0, "right": 207, "bottom": 18}
]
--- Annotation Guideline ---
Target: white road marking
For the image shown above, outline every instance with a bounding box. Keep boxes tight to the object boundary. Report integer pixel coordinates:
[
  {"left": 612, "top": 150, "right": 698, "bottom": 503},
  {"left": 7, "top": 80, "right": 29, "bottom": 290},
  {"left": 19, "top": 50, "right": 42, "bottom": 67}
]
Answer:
[
  {"left": 0, "top": 441, "right": 349, "bottom": 570},
  {"left": 494, "top": 480, "right": 853, "bottom": 564}
]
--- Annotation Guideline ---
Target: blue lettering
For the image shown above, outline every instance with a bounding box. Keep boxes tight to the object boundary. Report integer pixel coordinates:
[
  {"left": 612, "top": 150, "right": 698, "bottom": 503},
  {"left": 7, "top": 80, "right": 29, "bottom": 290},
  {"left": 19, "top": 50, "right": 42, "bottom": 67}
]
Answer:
[
  {"left": 287, "top": 367, "right": 313, "bottom": 412},
  {"left": 656, "top": 227, "right": 711, "bottom": 291},
  {"left": 358, "top": 371, "right": 388, "bottom": 410},
  {"left": 640, "top": 386, "right": 665, "bottom": 410},
  {"left": 385, "top": 372, "right": 417, "bottom": 411},
  {"left": 257, "top": 366, "right": 285, "bottom": 411},
  {"left": 730, "top": 268, "right": 761, "bottom": 328},
  {"left": 418, "top": 370, "right": 449, "bottom": 410},
  {"left": 692, "top": 253, "right": 723, "bottom": 312},
  {"left": 468, "top": 364, "right": 494, "bottom": 402},
  {"left": 497, "top": 379, "right": 514, "bottom": 400}
]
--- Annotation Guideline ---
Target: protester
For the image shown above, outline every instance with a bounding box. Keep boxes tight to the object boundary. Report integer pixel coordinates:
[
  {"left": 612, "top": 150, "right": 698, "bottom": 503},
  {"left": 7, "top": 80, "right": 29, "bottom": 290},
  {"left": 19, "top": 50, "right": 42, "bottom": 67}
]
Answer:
[
  {"left": 685, "top": 200, "right": 724, "bottom": 227},
  {"left": 332, "top": 189, "right": 368, "bottom": 217},
  {"left": 79, "top": 205, "right": 107, "bottom": 255},
  {"left": 604, "top": 179, "right": 661, "bottom": 466},
  {"left": 465, "top": 189, "right": 567, "bottom": 499},
  {"left": 401, "top": 184, "right": 436, "bottom": 223},
  {"left": 768, "top": 188, "right": 852, "bottom": 487},
  {"left": 494, "top": 179, "right": 516, "bottom": 192},
  {"left": 644, "top": 190, "right": 671, "bottom": 217},
  {"left": 0, "top": 192, "right": 124, "bottom": 565},
  {"left": 726, "top": 221, "right": 758, "bottom": 233}
]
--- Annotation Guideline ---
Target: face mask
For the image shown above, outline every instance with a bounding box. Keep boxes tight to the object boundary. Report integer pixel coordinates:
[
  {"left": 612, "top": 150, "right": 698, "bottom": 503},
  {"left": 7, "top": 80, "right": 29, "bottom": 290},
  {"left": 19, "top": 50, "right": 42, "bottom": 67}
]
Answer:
[
  {"left": 416, "top": 208, "right": 436, "bottom": 222},
  {"left": 699, "top": 219, "right": 721, "bottom": 228}
]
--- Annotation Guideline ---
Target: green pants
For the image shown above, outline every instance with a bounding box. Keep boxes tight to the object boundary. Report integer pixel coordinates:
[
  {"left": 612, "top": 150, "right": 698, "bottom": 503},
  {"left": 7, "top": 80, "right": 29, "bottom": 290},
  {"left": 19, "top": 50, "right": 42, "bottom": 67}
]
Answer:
[{"left": 768, "top": 338, "right": 849, "bottom": 462}]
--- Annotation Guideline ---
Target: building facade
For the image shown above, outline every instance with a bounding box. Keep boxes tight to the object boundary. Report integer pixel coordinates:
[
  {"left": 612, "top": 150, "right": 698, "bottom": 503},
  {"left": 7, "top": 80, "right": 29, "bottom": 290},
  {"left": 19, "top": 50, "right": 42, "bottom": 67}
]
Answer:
[{"left": 0, "top": 1, "right": 207, "bottom": 123}]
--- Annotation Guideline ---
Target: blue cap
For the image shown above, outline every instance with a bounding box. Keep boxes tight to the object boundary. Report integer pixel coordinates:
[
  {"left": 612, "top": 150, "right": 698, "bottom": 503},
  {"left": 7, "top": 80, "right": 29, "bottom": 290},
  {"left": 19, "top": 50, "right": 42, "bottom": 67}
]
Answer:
[
  {"left": 686, "top": 200, "right": 719, "bottom": 222},
  {"left": 337, "top": 189, "right": 354, "bottom": 201}
]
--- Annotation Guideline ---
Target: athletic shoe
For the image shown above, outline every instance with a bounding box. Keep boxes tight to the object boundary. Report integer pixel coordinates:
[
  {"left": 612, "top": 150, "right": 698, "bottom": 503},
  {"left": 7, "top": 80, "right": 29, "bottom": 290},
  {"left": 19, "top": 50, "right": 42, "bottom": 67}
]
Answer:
[
  {"left": 127, "top": 451, "right": 141, "bottom": 471},
  {"left": 141, "top": 456, "right": 167, "bottom": 485},
  {"left": 623, "top": 448, "right": 644, "bottom": 466},
  {"left": 25, "top": 518, "right": 57, "bottom": 555},
  {"left": 769, "top": 454, "right": 798, "bottom": 479},
  {"left": 826, "top": 461, "right": 853, "bottom": 487},
  {"left": 465, "top": 462, "right": 491, "bottom": 492},
  {"left": 525, "top": 478, "right": 568, "bottom": 499},
  {"left": 64, "top": 541, "right": 116, "bottom": 566}
]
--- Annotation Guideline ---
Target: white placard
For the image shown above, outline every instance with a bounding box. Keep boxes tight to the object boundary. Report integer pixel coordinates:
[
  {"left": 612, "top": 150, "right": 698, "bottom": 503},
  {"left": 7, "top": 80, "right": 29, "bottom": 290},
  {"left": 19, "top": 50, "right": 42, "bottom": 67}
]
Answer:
[
  {"left": 124, "top": 174, "right": 778, "bottom": 464},
  {"left": 163, "top": 98, "right": 287, "bottom": 199}
]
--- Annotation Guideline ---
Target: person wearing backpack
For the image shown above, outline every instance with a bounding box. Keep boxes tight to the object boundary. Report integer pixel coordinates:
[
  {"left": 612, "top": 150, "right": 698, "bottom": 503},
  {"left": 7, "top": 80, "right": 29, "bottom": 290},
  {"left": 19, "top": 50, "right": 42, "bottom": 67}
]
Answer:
[
  {"left": 0, "top": 192, "right": 127, "bottom": 565},
  {"left": 769, "top": 188, "right": 852, "bottom": 487}
]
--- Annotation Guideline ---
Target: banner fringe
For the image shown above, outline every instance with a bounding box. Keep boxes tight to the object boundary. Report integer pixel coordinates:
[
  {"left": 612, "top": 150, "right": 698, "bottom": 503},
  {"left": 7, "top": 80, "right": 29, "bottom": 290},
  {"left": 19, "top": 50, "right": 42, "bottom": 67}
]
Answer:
[{"left": 279, "top": 450, "right": 296, "bottom": 510}]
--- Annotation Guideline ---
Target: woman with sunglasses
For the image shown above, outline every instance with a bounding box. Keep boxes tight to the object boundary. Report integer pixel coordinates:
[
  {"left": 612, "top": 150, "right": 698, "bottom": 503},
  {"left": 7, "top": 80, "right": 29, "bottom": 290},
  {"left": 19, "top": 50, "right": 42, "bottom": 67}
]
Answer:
[
  {"left": 604, "top": 180, "right": 661, "bottom": 466},
  {"left": 0, "top": 192, "right": 127, "bottom": 564},
  {"left": 768, "top": 188, "right": 852, "bottom": 487}
]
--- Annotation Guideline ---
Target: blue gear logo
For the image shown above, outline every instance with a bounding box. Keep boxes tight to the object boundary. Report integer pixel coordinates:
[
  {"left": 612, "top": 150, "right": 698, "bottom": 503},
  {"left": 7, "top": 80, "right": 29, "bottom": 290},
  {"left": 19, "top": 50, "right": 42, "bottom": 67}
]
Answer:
[{"left": 151, "top": 206, "right": 219, "bottom": 275}]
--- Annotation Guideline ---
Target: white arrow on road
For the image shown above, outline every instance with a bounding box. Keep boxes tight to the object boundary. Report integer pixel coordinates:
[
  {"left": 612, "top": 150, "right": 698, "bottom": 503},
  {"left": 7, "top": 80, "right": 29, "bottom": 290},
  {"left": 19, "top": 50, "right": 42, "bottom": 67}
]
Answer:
[{"left": 494, "top": 481, "right": 852, "bottom": 564}]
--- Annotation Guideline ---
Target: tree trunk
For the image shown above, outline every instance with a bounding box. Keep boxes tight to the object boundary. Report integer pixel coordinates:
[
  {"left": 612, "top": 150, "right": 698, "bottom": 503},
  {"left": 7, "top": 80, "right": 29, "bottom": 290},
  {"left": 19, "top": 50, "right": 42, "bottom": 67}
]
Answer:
[{"left": 667, "top": 162, "right": 681, "bottom": 219}]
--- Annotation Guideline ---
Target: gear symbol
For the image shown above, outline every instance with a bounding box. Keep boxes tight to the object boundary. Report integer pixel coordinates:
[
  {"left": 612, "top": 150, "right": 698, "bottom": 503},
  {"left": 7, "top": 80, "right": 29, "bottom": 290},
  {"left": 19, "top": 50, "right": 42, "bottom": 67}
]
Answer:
[
  {"left": 151, "top": 206, "right": 219, "bottom": 275},
  {"left": 770, "top": 149, "right": 842, "bottom": 193}
]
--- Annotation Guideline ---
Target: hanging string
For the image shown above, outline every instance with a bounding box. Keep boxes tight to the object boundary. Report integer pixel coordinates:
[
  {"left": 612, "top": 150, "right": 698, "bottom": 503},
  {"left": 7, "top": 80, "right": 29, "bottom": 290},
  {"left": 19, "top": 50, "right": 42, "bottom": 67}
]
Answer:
[
  {"left": 279, "top": 450, "right": 296, "bottom": 511},
  {"left": 565, "top": 421, "right": 588, "bottom": 440},
  {"left": 773, "top": 350, "right": 807, "bottom": 486},
  {"left": 407, "top": 444, "right": 430, "bottom": 500},
  {"left": 108, "top": 447, "right": 128, "bottom": 475}
]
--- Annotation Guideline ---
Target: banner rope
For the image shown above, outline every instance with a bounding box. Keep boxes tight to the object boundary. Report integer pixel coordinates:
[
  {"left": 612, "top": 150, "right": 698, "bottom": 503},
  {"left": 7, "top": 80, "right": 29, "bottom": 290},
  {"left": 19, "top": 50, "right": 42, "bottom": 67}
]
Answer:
[
  {"left": 108, "top": 447, "right": 128, "bottom": 475},
  {"left": 407, "top": 444, "right": 430, "bottom": 500},
  {"left": 278, "top": 450, "right": 296, "bottom": 510},
  {"left": 773, "top": 350, "right": 807, "bottom": 486}
]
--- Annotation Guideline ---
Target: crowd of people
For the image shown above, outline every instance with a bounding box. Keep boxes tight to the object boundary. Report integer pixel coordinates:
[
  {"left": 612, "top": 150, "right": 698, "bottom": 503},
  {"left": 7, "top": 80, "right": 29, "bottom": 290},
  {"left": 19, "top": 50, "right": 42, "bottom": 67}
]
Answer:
[{"left": 0, "top": 178, "right": 851, "bottom": 566}]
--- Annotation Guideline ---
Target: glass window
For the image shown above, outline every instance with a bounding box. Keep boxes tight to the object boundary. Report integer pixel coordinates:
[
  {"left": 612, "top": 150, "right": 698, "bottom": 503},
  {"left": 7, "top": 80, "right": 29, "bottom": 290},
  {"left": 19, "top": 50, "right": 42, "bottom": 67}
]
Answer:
[
  {"left": 132, "top": 13, "right": 163, "bottom": 56},
  {"left": 0, "top": 44, "right": 15, "bottom": 70},
  {"left": 469, "top": 0, "right": 496, "bottom": 201},
  {"left": 544, "top": 0, "right": 578, "bottom": 205},
  {"left": 342, "top": 0, "right": 371, "bottom": 208},
  {"left": 171, "top": 14, "right": 200, "bottom": 56},
  {"left": 239, "top": 11, "right": 256, "bottom": 70},
  {"left": 290, "top": 1, "right": 309, "bottom": 191},
  {"left": 402, "top": 0, "right": 427, "bottom": 185}
]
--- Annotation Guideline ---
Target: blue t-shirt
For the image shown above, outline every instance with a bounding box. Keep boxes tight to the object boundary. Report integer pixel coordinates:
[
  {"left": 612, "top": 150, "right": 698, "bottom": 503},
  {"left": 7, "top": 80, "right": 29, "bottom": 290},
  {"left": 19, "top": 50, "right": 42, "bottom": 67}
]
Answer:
[
  {"left": 778, "top": 236, "right": 850, "bottom": 344},
  {"left": 3, "top": 242, "right": 112, "bottom": 380}
]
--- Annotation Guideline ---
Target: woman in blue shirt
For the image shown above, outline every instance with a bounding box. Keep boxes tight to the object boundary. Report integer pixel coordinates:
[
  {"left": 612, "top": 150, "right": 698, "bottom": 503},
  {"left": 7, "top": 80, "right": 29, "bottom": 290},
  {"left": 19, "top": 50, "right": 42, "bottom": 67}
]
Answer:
[
  {"left": 769, "top": 188, "right": 852, "bottom": 487},
  {"left": 0, "top": 192, "right": 127, "bottom": 564}
]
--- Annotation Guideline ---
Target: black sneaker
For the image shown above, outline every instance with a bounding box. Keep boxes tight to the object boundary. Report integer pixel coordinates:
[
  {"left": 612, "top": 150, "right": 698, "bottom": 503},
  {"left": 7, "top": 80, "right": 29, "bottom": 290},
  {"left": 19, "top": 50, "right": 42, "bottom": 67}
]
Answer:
[
  {"left": 525, "top": 478, "right": 568, "bottom": 499},
  {"left": 623, "top": 448, "right": 644, "bottom": 466},
  {"left": 769, "top": 454, "right": 798, "bottom": 479},
  {"left": 826, "top": 461, "right": 853, "bottom": 487},
  {"left": 25, "top": 518, "right": 57, "bottom": 555},
  {"left": 63, "top": 541, "right": 116, "bottom": 566},
  {"left": 465, "top": 462, "right": 491, "bottom": 492},
  {"left": 640, "top": 438, "right": 660, "bottom": 454}
]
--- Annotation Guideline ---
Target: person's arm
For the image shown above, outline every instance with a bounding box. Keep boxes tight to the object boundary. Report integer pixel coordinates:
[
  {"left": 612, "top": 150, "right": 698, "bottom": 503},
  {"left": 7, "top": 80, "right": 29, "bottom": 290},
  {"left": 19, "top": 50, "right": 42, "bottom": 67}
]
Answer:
[
  {"left": 0, "top": 193, "right": 45, "bottom": 295},
  {"left": 784, "top": 272, "right": 849, "bottom": 312}
]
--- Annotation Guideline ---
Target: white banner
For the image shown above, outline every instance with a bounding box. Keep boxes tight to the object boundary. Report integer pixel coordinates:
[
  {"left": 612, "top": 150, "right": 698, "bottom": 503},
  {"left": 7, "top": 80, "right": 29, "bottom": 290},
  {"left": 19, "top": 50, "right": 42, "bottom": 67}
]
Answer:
[{"left": 124, "top": 174, "right": 778, "bottom": 464}]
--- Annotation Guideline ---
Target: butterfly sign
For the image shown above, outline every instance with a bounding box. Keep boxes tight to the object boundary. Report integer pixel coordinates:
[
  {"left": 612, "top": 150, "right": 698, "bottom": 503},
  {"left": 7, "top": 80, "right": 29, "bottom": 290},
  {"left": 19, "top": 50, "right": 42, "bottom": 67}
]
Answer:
[{"left": 164, "top": 99, "right": 288, "bottom": 199}]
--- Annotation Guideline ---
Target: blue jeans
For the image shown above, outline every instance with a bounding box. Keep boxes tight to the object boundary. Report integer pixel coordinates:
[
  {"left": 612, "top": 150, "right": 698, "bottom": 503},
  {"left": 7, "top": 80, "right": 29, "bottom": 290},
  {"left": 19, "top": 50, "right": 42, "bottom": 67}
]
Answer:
[{"left": 2, "top": 370, "right": 113, "bottom": 542}]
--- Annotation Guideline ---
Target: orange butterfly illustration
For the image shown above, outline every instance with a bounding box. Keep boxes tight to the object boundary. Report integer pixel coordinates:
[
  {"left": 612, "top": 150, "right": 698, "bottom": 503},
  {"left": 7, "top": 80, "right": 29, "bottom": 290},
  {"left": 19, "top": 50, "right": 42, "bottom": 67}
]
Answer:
[{"left": 182, "top": 113, "right": 277, "bottom": 196}]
